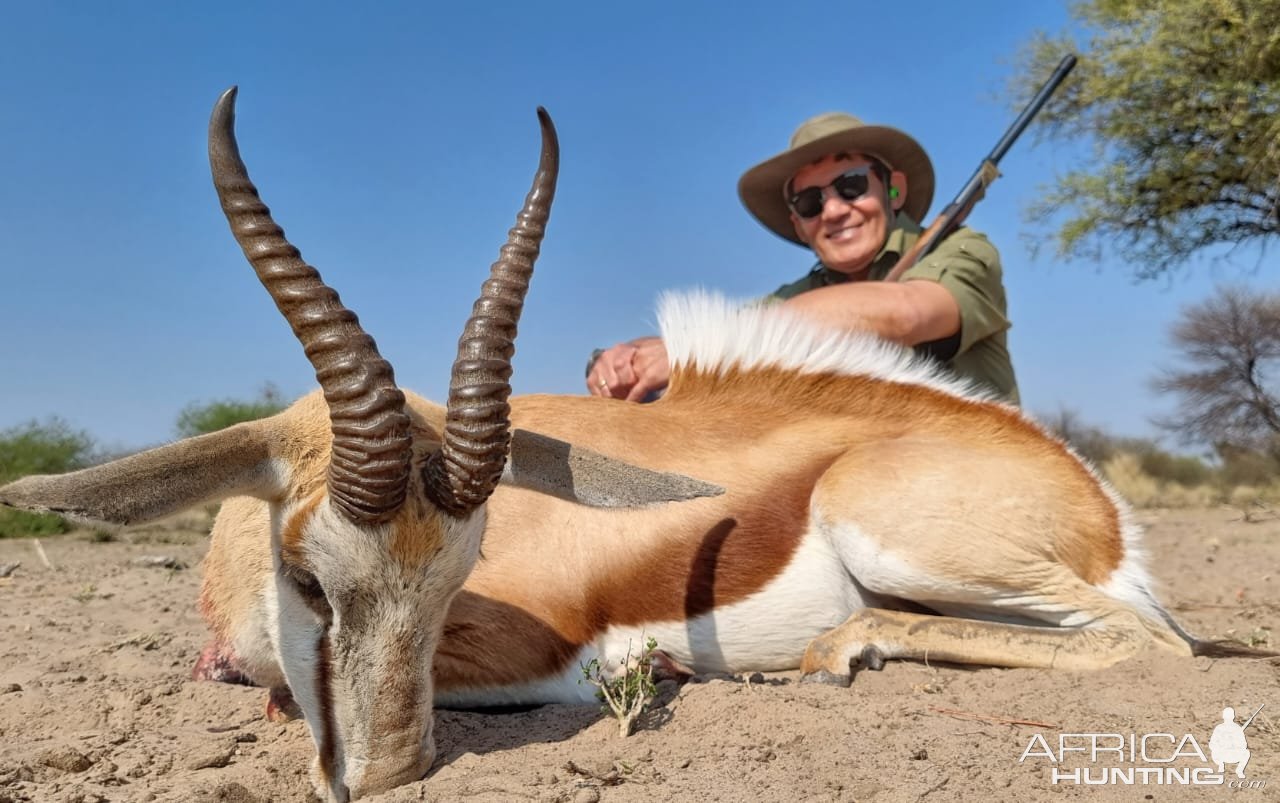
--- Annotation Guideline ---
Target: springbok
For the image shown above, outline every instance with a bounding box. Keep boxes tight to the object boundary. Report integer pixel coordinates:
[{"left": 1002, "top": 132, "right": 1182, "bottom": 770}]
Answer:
[{"left": 0, "top": 90, "right": 1264, "bottom": 801}]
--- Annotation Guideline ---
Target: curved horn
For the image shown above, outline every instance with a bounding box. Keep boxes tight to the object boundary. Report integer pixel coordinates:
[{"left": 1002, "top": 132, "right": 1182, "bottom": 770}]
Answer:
[
  {"left": 424, "top": 108, "right": 559, "bottom": 517},
  {"left": 208, "top": 87, "right": 412, "bottom": 525}
]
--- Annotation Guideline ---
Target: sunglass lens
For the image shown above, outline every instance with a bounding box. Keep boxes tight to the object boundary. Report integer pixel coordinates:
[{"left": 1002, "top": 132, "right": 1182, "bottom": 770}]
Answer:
[
  {"left": 832, "top": 171, "right": 870, "bottom": 202},
  {"left": 789, "top": 188, "right": 825, "bottom": 219}
]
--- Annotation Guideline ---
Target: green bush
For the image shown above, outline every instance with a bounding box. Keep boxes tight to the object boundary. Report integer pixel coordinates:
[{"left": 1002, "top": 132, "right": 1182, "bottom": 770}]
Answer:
[
  {"left": 0, "top": 418, "right": 95, "bottom": 538},
  {"left": 1138, "top": 451, "right": 1212, "bottom": 488},
  {"left": 0, "top": 509, "right": 73, "bottom": 537},
  {"left": 175, "top": 383, "right": 287, "bottom": 438}
]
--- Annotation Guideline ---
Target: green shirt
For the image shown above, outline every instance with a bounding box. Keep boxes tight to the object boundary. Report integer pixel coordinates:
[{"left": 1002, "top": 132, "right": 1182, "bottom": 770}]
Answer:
[{"left": 767, "top": 216, "right": 1019, "bottom": 404}]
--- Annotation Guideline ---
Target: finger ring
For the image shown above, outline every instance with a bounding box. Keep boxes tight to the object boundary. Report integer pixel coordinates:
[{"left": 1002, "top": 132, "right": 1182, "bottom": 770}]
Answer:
[{"left": 598, "top": 379, "right": 609, "bottom": 390}]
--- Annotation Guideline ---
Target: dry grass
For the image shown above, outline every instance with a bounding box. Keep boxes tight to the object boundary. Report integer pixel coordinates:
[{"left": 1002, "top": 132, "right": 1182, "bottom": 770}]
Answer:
[{"left": 1103, "top": 451, "right": 1280, "bottom": 516}]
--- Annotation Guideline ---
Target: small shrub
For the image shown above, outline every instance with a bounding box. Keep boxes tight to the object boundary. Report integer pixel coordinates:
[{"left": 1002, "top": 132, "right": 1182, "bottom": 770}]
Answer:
[{"left": 581, "top": 636, "right": 660, "bottom": 737}]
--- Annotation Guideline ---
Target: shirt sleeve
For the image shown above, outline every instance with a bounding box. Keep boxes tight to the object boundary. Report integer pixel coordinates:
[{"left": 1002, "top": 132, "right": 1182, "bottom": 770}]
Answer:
[
  {"left": 766, "top": 270, "right": 823, "bottom": 302},
  {"left": 897, "top": 227, "right": 1009, "bottom": 356}
]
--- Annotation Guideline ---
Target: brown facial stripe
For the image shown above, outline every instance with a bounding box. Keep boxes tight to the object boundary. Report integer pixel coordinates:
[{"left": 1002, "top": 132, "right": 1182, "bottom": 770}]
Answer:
[{"left": 315, "top": 632, "right": 339, "bottom": 792}]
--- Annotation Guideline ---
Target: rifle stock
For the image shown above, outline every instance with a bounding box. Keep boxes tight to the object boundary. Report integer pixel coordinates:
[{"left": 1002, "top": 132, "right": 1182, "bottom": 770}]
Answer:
[{"left": 885, "top": 54, "right": 1077, "bottom": 283}]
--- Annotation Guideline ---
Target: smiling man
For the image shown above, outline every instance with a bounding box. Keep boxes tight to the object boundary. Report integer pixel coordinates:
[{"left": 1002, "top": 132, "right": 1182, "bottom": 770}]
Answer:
[{"left": 587, "top": 112, "right": 1019, "bottom": 405}]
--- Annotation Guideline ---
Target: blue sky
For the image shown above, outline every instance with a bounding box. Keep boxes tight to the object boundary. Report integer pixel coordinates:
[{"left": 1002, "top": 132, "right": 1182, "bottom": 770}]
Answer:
[{"left": 1, "top": 2, "right": 1269, "bottom": 452}]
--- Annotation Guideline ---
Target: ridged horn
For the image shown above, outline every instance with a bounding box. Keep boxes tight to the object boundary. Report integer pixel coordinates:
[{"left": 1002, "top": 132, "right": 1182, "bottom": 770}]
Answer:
[
  {"left": 208, "top": 87, "right": 412, "bottom": 525},
  {"left": 423, "top": 107, "right": 559, "bottom": 517}
]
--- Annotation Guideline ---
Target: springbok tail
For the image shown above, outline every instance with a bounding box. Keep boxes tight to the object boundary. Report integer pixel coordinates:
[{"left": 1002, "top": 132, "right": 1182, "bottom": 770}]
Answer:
[
  {"left": 1189, "top": 639, "right": 1280, "bottom": 659},
  {"left": 1148, "top": 591, "right": 1280, "bottom": 659}
]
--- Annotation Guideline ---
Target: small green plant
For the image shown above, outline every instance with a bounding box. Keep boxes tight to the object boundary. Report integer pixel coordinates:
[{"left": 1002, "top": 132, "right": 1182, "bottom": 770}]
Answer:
[
  {"left": 581, "top": 636, "right": 660, "bottom": 737},
  {"left": 72, "top": 584, "right": 98, "bottom": 603}
]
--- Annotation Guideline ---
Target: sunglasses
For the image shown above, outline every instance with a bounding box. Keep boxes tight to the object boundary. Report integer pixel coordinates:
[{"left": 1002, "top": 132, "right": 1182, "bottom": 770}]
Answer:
[{"left": 786, "top": 166, "right": 876, "bottom": 220}]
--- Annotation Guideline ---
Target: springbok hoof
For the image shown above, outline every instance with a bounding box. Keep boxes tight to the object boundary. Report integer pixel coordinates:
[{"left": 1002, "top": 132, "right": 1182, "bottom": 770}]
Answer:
[
  {"left": 855, "top": 645, "right": 886, "bottom": 672},
  {"left": 800, "top": 670, "right": 852, "bottom": 687}
]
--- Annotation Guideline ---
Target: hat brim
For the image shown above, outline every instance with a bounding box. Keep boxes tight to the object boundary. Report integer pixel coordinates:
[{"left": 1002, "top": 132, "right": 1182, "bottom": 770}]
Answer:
[{"left": 738, "top": 125, "right": 935, "bottom": 246}]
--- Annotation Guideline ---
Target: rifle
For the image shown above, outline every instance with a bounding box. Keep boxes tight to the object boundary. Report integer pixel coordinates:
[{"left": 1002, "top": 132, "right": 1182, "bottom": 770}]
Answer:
[{"left": 885, "top": 54, "right": 1077, "bottom": 283}]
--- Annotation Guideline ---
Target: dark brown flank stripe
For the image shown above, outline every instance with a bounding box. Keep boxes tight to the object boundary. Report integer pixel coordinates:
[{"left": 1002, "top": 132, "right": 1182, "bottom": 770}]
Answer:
[{"left": 315, "top": 632, "right": 339, "bottom": 790}]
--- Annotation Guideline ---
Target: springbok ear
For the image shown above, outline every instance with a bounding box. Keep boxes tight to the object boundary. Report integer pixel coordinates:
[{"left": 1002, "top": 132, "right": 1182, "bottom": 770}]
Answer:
[
  {"left": 0, "top": 422, "right": 281, "bottom": 527},
  {"left": 501, "top": 428, "right": 723, "bottom": 508}
]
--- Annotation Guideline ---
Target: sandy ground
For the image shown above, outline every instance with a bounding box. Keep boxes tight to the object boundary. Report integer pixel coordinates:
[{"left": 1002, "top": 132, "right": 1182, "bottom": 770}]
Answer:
[{"left": 0, "top": 507, "right": 1276, "bottom": 803}]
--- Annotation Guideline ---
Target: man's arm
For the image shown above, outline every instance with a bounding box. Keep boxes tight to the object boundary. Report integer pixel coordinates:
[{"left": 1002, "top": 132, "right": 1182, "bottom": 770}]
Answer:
[{"left": 779, "top": 278, "right": 961, "bottom": 345}]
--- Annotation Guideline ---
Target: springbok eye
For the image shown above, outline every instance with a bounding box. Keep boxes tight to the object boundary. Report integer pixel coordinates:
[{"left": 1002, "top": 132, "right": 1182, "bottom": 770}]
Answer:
[{"left": 283, "top": 566, "right": 331, "bottom": 616}]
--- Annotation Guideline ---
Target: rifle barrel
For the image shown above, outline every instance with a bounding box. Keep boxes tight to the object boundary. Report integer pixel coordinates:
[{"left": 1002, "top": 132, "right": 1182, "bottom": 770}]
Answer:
[
  {"left": 988, "top": 54, "right": 1077, "bottom": 166},
  {"left": 885, "top": 54, "right": 1077, "bottom": 282}
]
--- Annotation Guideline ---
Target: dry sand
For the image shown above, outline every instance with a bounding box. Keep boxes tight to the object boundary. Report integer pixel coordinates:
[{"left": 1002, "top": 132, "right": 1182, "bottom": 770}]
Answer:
[{"left": 1, "top": 507, "right": 1276, "bottom": 802}]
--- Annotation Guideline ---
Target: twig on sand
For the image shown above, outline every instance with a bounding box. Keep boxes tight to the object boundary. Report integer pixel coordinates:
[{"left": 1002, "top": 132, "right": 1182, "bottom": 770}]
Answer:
[
  {"left": 31, "top": 539, "right": 54, "bottom": 571},
  {"left": 103, "top": 632, "right": 174, "bottom": 653},
  {"left": 916, "top": 774, "right": 950, "bottom": 801},
  {"left": 928, "top": 706, "right": 1057, "bottom": 729}
]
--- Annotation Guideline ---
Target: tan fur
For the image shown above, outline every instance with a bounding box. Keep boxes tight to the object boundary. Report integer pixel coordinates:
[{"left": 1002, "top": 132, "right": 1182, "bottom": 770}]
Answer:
[
  {"left": 200, "top": 496, "right": 275, "bottom": 649},
  {"left": 668, "top": 365, "right": 1124, "bottom": 584}
]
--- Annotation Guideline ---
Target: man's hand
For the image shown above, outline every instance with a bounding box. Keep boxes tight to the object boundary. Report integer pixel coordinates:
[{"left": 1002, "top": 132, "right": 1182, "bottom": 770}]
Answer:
[{"left": 586, "top": 336, "right": 671, "bottom": 401}]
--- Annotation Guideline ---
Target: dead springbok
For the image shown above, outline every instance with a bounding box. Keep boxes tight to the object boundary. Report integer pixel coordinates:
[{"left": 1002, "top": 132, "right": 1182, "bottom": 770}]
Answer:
[{"left": 0, "top": 90, "right": 1264, "bottom": 801}]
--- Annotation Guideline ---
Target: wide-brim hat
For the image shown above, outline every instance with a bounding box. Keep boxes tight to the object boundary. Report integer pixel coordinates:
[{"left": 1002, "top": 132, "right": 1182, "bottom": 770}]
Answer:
[{"left": 738, "top": 112, "right": 935, "bottom": 246}]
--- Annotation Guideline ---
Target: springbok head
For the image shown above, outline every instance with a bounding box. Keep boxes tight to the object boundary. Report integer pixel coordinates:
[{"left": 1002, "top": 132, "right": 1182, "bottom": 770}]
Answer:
[{"left": 0, "top": 89, "right": 719, "bottom": 801}]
